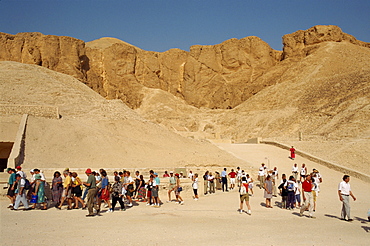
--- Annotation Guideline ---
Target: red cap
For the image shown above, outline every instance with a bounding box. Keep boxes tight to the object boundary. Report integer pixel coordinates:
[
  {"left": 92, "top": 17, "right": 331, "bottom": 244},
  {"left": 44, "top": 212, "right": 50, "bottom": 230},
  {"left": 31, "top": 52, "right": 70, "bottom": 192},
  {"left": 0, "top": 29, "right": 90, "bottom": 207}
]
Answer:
[
  {"left": 85, "top": 168, "right": 92, "bottom": 174},
  {"left": 175, "top": 173, "right": 180, "bottom": 177},
  {"left": 16, "top": 166, "right": 22, "bottom": 170}
]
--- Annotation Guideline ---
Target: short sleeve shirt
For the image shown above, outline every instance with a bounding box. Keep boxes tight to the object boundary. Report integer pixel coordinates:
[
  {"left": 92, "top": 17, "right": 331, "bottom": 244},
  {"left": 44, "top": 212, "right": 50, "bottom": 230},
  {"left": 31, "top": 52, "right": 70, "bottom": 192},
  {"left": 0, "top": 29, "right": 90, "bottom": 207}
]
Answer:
[
  {"left": 87, "top": 174, "right": 96, "bottom": 189},
  {"left": 63, "top": 176, "right": 71, "bottom": 188},
  {"left": 8, "top": 173, "right": 16, "bottom": 185}
]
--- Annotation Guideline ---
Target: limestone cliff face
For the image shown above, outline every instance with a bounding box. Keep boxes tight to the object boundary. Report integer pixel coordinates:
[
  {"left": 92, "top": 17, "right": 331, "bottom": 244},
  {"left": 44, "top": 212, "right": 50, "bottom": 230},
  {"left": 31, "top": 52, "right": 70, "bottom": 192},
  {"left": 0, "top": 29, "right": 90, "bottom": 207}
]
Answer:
[
  {"left": 0, "top": 32, "right": 87, "bottom": 81},
  {"left": 282, "top": 25, "right": 370, "bottom": 61},
  {"left": 1, "top": 26, "right": 368, "bottom": 109},
  {"left": 85, "top": 36, "right": 281, "bottom": 109}
]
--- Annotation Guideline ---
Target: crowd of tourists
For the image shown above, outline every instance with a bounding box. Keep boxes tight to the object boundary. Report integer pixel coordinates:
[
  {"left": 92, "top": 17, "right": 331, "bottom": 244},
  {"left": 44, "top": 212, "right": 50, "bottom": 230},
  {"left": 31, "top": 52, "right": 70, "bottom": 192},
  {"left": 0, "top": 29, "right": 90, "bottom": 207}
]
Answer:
[{"left": 5, "top": 162, "right": 357, "bottom": 221}]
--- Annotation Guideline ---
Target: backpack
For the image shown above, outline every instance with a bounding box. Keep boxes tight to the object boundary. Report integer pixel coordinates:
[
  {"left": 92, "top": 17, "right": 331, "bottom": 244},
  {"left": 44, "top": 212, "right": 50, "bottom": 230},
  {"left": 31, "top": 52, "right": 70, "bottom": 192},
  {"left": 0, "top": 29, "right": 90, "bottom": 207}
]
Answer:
[
  {"left": 287, "top": 182, "right": 294, "bottom": 191},
  {"left": 240, "top": 184, "right": 247, "bottom": 195},
  {"left": 24, "top": 179, "right": 31, "bottom": 190}
]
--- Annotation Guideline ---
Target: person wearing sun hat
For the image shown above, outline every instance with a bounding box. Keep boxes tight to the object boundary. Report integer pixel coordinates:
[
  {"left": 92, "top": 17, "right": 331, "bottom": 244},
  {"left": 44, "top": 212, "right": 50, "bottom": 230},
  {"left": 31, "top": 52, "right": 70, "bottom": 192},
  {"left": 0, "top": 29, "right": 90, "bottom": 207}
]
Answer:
[{"left": 83, "top": 168, "right": 99, "bottom": 217}]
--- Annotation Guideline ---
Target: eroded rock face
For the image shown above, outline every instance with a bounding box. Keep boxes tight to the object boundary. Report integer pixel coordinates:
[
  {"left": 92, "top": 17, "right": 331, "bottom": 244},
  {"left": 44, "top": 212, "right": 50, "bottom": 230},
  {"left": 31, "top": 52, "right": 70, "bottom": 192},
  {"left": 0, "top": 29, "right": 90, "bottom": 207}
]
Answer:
[
  {"left": 282, "top": 25, "right": 370, "bottom": 60},
  {"left": 1, "top": 26, "right": 368, "bottom": 109},
  {"left": 0, "top": 32, "right": 87, "bottom": 81}
]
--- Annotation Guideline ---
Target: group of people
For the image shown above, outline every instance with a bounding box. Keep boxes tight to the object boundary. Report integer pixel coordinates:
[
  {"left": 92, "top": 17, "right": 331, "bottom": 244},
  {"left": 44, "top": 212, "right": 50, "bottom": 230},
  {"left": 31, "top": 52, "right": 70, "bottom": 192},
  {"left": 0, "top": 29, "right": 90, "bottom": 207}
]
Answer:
[{"left": 6, "top": 162, "right": 357, "bottom": 221}]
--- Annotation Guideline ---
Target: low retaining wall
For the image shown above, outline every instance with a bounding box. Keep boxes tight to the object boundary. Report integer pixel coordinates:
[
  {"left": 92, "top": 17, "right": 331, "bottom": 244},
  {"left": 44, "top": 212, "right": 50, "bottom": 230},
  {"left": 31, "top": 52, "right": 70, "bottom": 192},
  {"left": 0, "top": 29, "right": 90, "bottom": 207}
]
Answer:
[
  {"left": 261, "top": 140, "right": 370, "bottom": 183},
  {"left": 0, "top": 104, "right": 59, "bottom": 119},
  {"left": 8, "top": 114, "right": 28, "bottom": 169}
]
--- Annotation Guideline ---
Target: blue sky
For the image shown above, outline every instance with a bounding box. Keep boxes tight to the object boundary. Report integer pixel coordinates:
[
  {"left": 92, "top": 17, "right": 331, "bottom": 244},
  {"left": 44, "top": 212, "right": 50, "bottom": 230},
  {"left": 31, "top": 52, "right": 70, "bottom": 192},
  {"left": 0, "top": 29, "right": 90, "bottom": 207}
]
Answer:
[{"left": 1, "top": 0, "right": 369, "bottom": 52}]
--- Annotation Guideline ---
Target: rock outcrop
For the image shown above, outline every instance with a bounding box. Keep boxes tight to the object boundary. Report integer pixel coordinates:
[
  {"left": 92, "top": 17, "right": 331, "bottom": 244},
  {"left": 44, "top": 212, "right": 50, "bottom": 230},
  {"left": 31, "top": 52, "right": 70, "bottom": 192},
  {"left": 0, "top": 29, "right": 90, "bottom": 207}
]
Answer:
[
  {"left": 1, "top": 25, "right": 368, "bottom": 109},
  {"left": 282, "top": 25, "right": 370, "bottom": 61},
  {"left": 0, "top": 32, "right": 87, "bottom": 81}
]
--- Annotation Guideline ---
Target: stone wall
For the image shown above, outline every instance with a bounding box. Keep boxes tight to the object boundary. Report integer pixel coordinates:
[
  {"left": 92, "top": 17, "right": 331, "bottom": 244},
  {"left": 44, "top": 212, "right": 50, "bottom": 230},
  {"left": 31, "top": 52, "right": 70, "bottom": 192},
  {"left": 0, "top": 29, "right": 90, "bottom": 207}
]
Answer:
[{"left": 0, "top": 104, "right": 59, "bottom": 119}]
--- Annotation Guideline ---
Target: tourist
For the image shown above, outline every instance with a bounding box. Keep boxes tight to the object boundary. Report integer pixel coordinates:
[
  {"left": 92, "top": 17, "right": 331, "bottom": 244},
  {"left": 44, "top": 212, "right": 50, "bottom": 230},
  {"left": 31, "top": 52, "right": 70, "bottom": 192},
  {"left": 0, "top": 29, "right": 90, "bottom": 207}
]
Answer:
[
  {"left": 154, "top": 172, "right": 162, "bottom": 204},
  {"left": 57, "top": 171, "right": 72, "bottom": 210},
  {"left": 167, "top": 171, "right": 176, "bottom": 202},
  {"left": 300, "top": 163, "right": 307, "bottom": 183},
  {"left": 51, "top": 171, "right": 63, "bottom": 207},
  {"left": 12, "top": 174, "right": 31, "bottom": 211},
  {"left": 27, "top": 169, "right": 35, "bottom": 200},
  {"left": 294, "top": 178, "right": 301, "bottom": 208},
  {"left": 264, "top": 175, "right": 273, "bottom": 208},
  {"left": 299, "top": 174, "right": 315, "bottom": 218},
  {"left": 228, "top": 169, "right": 237, "bottom": 190},
  {"left": 136, "top": 175, "right": 146, "bottom": 202},
  {"left": 285, "top": 175, "right": 296, "bottom": 210},
  {"left": 338, "top": 175, "right": 356, "bottom": 221},
  {"left": 71, "top": 172, "right": 86, "bottom": 209},
  {"left": 34, "top": 169, "right": 46, "bottom": 181},
  {"left": 258, "top": 163, "right": 266, "bottom": 189},
  {"left": 208, "top": 172, "right": 215, "bottom": 194},
  {"left": 134, "top": 171, "right": 140, "bottom": 198},
  {"left": 16, "top": 166, "right": 26, "bottom": 179},
  {"left": 271, "top": 169, "right": 278, "bottom": 197},
  {"left": 83, "top": 168, "right": 99, "bottom": 217},
  {"left": 174, "top": 173, "right": 184, "bottom": 204},
  {"left": 123, "top": 171, "right": 135, "bottom": 207},
  {"left": 246, "top": 174, "right": 254, "bottom": 196},
  {"left": 146, "top": 175, "right": 154, "bottom": 206},
  {"left": 152, "top": 174, "right": 160, "bottom": 207},
  {"left": 32, "top": 173, "right": 47, "bottom": 210},
  {"left": 6, "top": 168, "right": 16, "bottom": 208},
  {"left": 203, "top": 171, "right": 209, "bottom": 195},
  {"left": 188, "top": 170, "right": 194, "bottom": 180},
  {"left": 192, "top": 173, "right": 199, "bottom": 200},
  {"left": 221, "top": 168, "right": 228, "bottom": 192},
  {"left": 290, "top": 146, "right": 296, "bottom": 160},
  {"left": 236, "top": 167, "right": 242, "bottom": 187},
  {"left": 239, "top": 177, "right": 251, "bottom": 214},
  {"left": 111, "top": 176, "right": 125, "bottom": 211},
  {"left": 163, "top": 171, "right": 170, "bottom": 178},
  {"left": 292, "top": 163, "right": 299, "bottom": 181},
  {"left": 98, "top": 170, "right": 112, "bottom": 212},
  {"left": 215, "top": 171, "right": 222, "bottom": 190},
  {"left": 278, "top": 174, "right": 288, "bottom": 209}
]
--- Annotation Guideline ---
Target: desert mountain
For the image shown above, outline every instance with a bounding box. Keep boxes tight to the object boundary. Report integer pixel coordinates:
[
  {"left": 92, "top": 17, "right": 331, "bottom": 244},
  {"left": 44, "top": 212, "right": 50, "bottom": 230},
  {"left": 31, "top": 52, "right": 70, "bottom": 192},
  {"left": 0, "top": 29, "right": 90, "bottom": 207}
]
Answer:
[
  {"left": 0, "top": 25, "right": 369, "bottom": 174},
  {"left": 0, "top": 61, "right": 246, "bottom": 169}
]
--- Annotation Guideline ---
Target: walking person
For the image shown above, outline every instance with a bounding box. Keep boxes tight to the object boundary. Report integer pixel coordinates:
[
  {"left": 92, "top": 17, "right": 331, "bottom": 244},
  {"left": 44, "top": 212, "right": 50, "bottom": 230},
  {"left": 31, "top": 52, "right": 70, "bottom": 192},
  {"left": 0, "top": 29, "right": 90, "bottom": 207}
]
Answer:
[
  {"left": 239, "top": 177, "right": 251, "bottom": 215},
  {"left": 32, "top": 173, "right": 47, "bottom": 210},
  {"left": 167, "top": 171, "right": 176, "bottom": 202},
  {"left": 292, "top": 163, "right": 299, "bottom": 181},
  {"left": 12, "top": 174, "right": 31, "bottom": 211},
  {"left": 57, "top": 171, "right": 72, "bottom": 210},
  {"left": 208, "top": 172, "right": 215, "bottom": 194},
  {"left": 299, "top": 174, "right": 315, "bottom": 218},
  {"left": 285, "top": 176, "right": 296, "bottom": 210},
  {"left": 203, "top": 171, "right": 209, "bottom": 195},
  {"left": 338, "top": 175, "right": 356, "bottom": 221},
  {"left": 264, "top": 175, "right": 273, "bottom": 208},
  {"left": 300, "top": 163, "right": 307, "bottom": 183},
  {"left": 71, "top": 172, "right": 86, "bottom": 209},
  {"left": 52, "top": 171, "right": 63, "bottom": 207},
  {"left": 111, "top": 176, "right": 125, "bottom": 211},
  {"left": 228, "top": 169, "right": 237, "bottom": 190},
  {"left": 221, "top": 168, "right": 228, "bottom": 192},
  {"left": 83, "top": 168, "right": 99, "bottom": 217},
  {"left": 290, "top": 146, "right": 296, "bottom": 160},
  {"left": 174, "top": 173, "right": 184, "bottom": 204},
  {"left": 258, "top": 164, "right": 266, "bottom": 189},
  {"left": 246, "top": 174, "right": 254, "bottom": 196},
  {"left": 278, "top": 174, "right": 288, "bottom": 209},
  {"left": 192, "top": 173, "right": 199, "bottom": 200},
  {"left": 6, "top": 168, "right": 16, "bottom": 208}
]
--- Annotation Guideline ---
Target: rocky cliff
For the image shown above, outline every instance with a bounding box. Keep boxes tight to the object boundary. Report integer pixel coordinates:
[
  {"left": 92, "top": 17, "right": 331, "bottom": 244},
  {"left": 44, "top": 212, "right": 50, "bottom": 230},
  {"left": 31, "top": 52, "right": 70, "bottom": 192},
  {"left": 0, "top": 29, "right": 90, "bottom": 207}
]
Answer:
[{"left": 0, "top": 25, "right": 368, "bottom": 110}]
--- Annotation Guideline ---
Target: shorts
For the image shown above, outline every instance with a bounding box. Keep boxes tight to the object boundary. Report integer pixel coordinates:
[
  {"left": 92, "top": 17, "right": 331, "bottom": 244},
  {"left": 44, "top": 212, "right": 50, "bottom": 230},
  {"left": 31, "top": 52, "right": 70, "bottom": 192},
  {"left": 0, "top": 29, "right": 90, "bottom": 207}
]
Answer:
[
  {"left": 300, "top": 174, "right": 306, "bottom": 178},
  {"left": 193, "top": 188, "right": 198, "bottom": 196},
  {"left": 240, "top": 194, "right": 249, "bottom": 202},
  {"left": 152, "top": 188, "right": 158, "bottom": 197},
  {"left": 295, "top": 194, "right": 301, "bottom": 203},
  {"left": 62, "top": 189, "right": 72, "bottom": 198},
  {"left": 169, "top": 184, "right": 176, "bottom": 190},
  {"left": 230, "top": 178, "right": 236, "bottom": 185},
  {"left": 248, "top": 183, "right": 254, "bottom": 189},
  {"left": 7, "top": 186, "right": 15, "bottom": 197}
]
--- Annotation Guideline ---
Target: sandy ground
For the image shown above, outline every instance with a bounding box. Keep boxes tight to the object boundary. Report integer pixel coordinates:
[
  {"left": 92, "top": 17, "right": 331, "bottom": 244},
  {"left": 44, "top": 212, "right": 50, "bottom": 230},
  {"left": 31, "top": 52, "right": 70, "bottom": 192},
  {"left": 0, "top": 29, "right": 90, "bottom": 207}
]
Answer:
[{"left": 1, "top": 144, "right": 369, "bottom": 246}]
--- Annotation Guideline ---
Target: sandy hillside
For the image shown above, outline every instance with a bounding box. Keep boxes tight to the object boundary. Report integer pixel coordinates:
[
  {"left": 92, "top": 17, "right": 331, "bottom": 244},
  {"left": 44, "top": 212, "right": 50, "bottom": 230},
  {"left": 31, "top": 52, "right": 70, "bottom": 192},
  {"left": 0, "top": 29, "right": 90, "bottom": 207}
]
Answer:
[{"left": 0, "top": 61, "right": 246, "bottom": 170}]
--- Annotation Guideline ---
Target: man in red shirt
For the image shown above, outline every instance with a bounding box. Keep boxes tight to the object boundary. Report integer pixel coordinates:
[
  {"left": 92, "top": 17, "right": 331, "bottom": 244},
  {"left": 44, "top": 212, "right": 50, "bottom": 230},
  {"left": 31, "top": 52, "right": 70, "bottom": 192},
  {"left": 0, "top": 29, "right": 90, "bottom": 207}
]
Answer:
[
  {"left": 228, "top": 169, "right": 237, "bottom": 190},
  {"left": 299, "top": 174, "right": 315, "bottom": 218}
]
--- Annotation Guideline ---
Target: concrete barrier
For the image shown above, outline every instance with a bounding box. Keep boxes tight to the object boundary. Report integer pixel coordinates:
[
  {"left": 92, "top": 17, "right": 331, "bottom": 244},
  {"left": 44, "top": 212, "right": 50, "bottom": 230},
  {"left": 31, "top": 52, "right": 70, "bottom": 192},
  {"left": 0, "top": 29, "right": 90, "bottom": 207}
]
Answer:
[
  {"left": 261, "top": 140, "right": 370, "bottom": 183},
  {"left": 8, "top": 114, "right": 28, "bottom": 169}
]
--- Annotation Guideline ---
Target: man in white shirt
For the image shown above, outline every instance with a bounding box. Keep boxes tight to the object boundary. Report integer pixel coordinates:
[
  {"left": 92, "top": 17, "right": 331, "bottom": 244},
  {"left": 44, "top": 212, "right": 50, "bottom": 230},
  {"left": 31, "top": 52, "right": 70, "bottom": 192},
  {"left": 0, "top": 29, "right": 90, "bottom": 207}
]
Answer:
[
  {"left": 338, "top": 175, "right": 356, "bottom": 221},
  {"left": 292, "top": 164, "right": 299, "bottom": 181},
  {"left": 258, "top": 163, "right": 266, "bottom": 189},
  {"left": 188, "top": 170, "right": 194, "bottom": 180},
  {"left": 13, "top": 174, "right": 31, "bottom": 211}
]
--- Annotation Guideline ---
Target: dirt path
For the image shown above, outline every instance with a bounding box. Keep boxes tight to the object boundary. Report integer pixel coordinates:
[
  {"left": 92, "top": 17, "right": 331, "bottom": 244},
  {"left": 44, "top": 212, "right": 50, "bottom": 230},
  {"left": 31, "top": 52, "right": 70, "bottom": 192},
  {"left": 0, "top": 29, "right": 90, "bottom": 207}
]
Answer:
[{"left": 1, "top": 144, "right": 369, "bottom": 245}]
